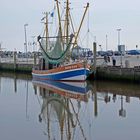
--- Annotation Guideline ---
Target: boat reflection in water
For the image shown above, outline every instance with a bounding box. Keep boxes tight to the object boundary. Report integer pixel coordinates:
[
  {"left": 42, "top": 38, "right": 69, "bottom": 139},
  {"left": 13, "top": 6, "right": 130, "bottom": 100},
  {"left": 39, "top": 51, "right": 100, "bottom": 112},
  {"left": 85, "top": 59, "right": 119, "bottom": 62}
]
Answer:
[
  {"left": 32, "top": 79, "right": 140, "bottom": 139},
  {"left": 33, "top": 80, "right": 90, "bottom": 102},
  {"left": 32, "top": 80, "right": 93, "bottom": 140}
]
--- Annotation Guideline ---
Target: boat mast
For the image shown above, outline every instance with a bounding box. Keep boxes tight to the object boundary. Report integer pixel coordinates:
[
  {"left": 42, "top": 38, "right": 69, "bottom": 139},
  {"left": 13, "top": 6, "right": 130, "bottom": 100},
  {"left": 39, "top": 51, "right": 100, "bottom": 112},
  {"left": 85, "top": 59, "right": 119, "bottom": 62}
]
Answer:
[
  {"left": 66, "top": 0, "right": 69, "bottom": 46},
  {"left": 73, "top": 3, "right": 89, "bottom": 48},
  {"left": 45, "top": 12, "right": 48, "bottom": 51},
  {"left": 55, "top": 0, "right": 63, "bottom": 47}
]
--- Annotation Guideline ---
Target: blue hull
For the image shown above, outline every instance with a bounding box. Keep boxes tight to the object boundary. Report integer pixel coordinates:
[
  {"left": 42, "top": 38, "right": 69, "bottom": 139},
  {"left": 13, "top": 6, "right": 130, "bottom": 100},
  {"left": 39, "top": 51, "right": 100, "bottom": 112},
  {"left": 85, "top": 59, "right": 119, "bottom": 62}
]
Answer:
[{"left": 32, "top": 68, "right": 90, "bottom": 81}]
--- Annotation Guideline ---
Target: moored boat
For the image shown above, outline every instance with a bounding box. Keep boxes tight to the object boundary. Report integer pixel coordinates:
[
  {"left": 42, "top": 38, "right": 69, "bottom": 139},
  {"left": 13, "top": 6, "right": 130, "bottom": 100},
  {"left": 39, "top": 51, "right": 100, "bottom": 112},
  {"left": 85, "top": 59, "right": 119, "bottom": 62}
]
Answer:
[
  {"left": 32, "top": 0, "right": 91, "bottom": 81},
  {"left": 32, "top": 61, "right": 90, "bottom": 81}
]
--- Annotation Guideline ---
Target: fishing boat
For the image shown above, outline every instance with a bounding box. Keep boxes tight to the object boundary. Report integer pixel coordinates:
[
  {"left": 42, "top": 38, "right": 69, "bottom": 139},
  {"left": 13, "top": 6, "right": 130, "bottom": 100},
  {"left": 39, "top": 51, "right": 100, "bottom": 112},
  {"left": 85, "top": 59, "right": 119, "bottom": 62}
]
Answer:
[{"left": 32, "top": 0, "right": 91, "bottom": 81}]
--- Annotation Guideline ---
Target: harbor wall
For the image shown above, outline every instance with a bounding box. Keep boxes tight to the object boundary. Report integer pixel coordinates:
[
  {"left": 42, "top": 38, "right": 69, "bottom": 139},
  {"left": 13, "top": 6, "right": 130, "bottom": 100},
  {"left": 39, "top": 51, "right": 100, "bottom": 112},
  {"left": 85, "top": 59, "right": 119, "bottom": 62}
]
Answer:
[
  {"left": 1, "top": 62, "right": 140, "bottom": 83},
  {"left": 0, "top": 53, "right": 37, "bottom": 73},
  {"left": 0, "top": 63, "right": 33, "bottom": 73},
  {"left": 96, "top": 66, "right": 140, "bottom": 83}
]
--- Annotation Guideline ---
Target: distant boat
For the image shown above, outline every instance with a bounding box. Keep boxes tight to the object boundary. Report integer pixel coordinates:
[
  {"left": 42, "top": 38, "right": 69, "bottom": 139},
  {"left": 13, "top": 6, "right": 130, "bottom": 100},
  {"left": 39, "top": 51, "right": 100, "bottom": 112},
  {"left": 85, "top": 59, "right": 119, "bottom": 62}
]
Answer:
[{"left": 32, "top": 0, "right": 91, "bottom": 81}]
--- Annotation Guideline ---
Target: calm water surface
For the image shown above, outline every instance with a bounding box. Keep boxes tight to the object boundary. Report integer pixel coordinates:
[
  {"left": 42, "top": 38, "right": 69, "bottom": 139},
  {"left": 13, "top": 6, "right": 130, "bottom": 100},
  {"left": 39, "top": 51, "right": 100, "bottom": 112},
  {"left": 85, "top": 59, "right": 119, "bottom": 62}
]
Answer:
[{"left": 0, "top": 72, "right": 140, "bottom": 140}]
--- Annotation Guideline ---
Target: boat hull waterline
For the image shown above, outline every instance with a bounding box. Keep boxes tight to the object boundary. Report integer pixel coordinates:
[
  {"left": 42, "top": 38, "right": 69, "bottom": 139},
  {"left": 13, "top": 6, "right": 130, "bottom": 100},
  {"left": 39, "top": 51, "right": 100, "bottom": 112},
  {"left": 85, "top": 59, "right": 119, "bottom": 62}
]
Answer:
[{"left": 32, "top": 62, "right": 90, "bottom": 82}]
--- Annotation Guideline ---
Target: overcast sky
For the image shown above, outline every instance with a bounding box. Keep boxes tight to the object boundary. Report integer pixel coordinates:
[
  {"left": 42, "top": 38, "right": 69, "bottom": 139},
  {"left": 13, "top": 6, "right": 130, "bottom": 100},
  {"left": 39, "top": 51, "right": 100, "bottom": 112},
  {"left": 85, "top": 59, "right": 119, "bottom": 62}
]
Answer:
[{"left": 0, "top": 0, "right": 140, "bottom": 52}]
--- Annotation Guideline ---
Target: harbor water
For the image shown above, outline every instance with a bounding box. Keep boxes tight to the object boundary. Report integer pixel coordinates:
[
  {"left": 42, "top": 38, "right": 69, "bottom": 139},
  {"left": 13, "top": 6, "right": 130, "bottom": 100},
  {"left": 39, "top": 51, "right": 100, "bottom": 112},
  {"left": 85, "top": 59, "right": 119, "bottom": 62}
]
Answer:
[{"left": 0, "top": 72, "right": 140, "bottom": 140}]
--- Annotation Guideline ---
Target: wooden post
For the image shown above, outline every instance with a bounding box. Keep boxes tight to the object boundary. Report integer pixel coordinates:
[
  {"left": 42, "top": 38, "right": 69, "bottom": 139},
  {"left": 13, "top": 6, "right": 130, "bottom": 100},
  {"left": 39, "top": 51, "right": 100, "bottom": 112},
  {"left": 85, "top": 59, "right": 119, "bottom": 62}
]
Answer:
[
  {"left": 14, "top": 75, "right": 17, "bottom": 93},
  {"left": 94, "top": 90, "right": 98, "bottom": 117},
  {"left": 13, "top": 51, "right": 17, "bottom": 71},
  {"left": 93, "top": 42, "right": 97, "bottom": 77},
  {"left": 91, "top": 82, "right": 98, "bottom": 117},
  {"left": 34, "top": 53, "right": 37, "bottom": 66}
]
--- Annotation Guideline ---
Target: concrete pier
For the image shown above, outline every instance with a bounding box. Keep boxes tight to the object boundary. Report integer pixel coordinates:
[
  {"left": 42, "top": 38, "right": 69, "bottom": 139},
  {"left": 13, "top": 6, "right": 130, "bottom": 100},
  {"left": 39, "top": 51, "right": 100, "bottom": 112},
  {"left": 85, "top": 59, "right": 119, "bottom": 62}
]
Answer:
[
  {"left": 0, "top": 52, "right": 38, "bottom": 73},
  {"left": 0, "top": 63, "right": 33, "bottom": 73},
  {"left": 96, "top": 66, "right": 140, "bottom": 83}
]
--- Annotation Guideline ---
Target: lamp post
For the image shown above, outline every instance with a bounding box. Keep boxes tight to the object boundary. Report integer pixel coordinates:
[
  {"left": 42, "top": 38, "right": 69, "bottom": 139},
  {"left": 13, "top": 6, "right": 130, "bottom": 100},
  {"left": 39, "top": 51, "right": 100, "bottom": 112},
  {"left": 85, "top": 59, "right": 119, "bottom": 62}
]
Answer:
[
  {"left": 117, "top": 28, "right": 121, "bottom": 46},
  {"left": 24, "top": 24, "right": 28, "bottom": 61},
  {"left": 117, "top": 28, "right": 122, "bottom": 67},
  {"left": 119, "top": 96, "right": 126, "bottom": 117}
]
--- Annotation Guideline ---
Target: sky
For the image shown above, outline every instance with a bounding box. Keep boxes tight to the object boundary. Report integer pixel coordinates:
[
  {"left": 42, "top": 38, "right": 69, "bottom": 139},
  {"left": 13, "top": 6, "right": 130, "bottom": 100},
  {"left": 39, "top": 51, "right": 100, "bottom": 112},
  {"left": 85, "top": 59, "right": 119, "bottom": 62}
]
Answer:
[{"left": 0, "top": 0, "right": 140, "bottom": 52}]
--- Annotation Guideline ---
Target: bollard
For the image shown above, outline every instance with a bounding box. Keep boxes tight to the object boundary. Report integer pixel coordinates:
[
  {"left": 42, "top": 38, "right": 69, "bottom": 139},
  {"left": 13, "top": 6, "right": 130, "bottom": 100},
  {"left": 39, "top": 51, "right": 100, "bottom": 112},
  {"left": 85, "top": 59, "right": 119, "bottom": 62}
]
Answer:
[{"left": 125, "top": 60, "right": 130, "bottom": 68}]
